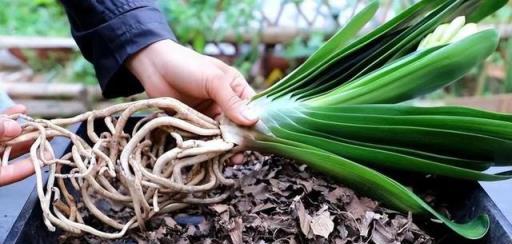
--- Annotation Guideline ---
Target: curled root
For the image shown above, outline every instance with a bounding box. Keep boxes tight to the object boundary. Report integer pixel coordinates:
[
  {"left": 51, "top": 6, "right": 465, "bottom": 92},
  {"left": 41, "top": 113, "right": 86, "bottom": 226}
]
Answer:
[{"left": 2, "top": 98, "right": 238, "bottom": 239}]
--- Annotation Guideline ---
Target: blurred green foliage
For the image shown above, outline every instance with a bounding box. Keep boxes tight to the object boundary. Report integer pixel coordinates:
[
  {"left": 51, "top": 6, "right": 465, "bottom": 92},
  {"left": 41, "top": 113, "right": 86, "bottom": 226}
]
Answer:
[
  {"left": 0, "top": 0, "right": 69, "bottom": 36},
  {"left": 158, "top": 0, "right": 259, "bottom": 78},
  {"left": 0, "top": 0, "right": 511, "bottom": 98},
  {"left": 283, "top": 32, "right": 326, "bottom": 59},
  {"left": 0, "top": 0, "right": 95, "bottom": 85},
  {"left": 159, "top": 0, "right": 257, "bottom": 52},
  {"left": 64, "top": 55, "right": 98, "bottom": 85}
]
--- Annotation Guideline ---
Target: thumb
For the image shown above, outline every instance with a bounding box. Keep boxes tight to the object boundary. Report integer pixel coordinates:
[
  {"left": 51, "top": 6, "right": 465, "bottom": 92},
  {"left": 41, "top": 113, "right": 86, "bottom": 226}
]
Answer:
[
  {"left": 0, "top": 118, "right": 22, "bottom": 139},
  {"left": 210, "top": 81, "right": 259, "bottom": 126}
]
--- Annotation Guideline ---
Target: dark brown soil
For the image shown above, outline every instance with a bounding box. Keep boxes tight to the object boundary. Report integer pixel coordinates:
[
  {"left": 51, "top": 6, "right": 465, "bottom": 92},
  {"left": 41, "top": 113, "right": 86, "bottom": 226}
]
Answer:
[{"left": 60, "top": 155, "right": 434, "bottom": 244}]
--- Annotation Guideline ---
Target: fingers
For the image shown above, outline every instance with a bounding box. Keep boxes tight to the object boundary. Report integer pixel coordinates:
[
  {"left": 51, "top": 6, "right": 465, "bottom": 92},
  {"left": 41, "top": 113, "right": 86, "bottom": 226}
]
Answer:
[
  {"left": 0, "top": 157, "right": 35, "bottom": 186},
  {"left": 0, "top": 106, "right": 31, "bottom": 184},
  {"left": 3, "top": 139, "right": 33, "bottom": 159},
  {"left": 0, "top": 118, "right": 22, "bottom": 140},
  {"left": 207, "top": 75, "right": 259, "bottom": 126},
  {"left": 0, "top": 104, "right": 26, "bottom": 143},
  {"left": 205, "top": 63, "right": 259, "bottom": 126},
  {"left": 2, "top": 104, "right": 27, "bottom": 115},
  {"left": 214, "top": 64, "right": 256, "bottom": 100},
  {"left": 230, "top": 74, "right": 256, "bottom": 100},
  {"left": 195, "top": 100, "right": 222, "bottom": 119},
  {"left": 240, "top": 85, "right": 256, "bottom": 100}
]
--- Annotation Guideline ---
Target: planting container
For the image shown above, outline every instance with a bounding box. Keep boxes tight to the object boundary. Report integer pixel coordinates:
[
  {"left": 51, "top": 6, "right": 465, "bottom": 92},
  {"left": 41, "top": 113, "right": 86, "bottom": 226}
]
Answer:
[{"left": 0, "top": 118, "right": 511, "bottom": 243}]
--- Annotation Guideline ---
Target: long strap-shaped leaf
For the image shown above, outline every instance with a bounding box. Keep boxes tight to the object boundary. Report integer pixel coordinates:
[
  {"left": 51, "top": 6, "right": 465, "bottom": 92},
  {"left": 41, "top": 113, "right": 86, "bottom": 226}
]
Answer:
[
  {"left": 262, "top": 110, "right": 512, "bottom": 180},
  {"left": 306, "top": 104, "right": 512, "bottom": 123},
  {"left": 251, "top": 98, "right": 498, "bottom": 170},
  {"left": 245, "top": 0, "right": 510, "bottom": 240},
  {"left": 466, "top": 0, "right": 508, "bottom": 22},
  {"left": 308, "top": 29, "right": 498, "bottom": 106},
  {"left": 257, "top": 0, "right": 504, "bottom": 101},
  {"left": 285, "top": 113, "right": 512, "bottom": 162},
  {"left": 388, "top": 0, "right": 502, "bottom": 60},
  {"left": 253, "top": 0, "right": 379, "bottom": 100},
  {"left": 270, "top": 118, "right": 512, "bottom": 181},
  {"left": 346, "top": 0, "right": 462, "bottom": 83},
  {"left": 263, "top": 0, "right": 443, "bottom": 100},
  {"left": 302, "top": 45, "right": 441, "bottom": 100},
  {"left": 301, "top": 110, "right": 512, "bottom": 141},
  {"left": 252, "top": 138, "right": 490, "bottom": 239}
]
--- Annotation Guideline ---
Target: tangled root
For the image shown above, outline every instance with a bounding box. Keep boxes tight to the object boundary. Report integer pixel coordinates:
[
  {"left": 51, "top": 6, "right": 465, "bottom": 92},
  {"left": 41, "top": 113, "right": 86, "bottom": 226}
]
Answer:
[{"left": 1, "top": 97, "right": 240, "bottom": 238}]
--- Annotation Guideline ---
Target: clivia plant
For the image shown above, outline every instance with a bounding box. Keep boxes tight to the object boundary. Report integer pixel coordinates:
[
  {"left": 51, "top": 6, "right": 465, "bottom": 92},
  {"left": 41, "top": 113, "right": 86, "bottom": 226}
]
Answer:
[{"left": 1, "top": 0, "right": 510, "bottom": 240}]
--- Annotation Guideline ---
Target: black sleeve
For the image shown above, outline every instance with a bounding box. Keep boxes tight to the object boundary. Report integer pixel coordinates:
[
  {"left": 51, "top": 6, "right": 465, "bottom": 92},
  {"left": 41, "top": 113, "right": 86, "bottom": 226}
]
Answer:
[{"left": 59, "top": 0, "right": 176, "bottom": 98}]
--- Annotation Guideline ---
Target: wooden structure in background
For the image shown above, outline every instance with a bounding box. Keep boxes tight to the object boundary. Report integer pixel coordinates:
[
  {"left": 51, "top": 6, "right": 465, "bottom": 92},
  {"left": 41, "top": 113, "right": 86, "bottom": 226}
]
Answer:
[
  {"left": 445, "top": 94, "right": 512, "bottom": 113},
  {"left": 1, "top": 82, "right": 103, "bottom": 118},
  {"left": 0, "top": 36, "right": 78, "bottom": 50},
  {"left": 1, "top": 24, "right": 509, "bottom": 48}
]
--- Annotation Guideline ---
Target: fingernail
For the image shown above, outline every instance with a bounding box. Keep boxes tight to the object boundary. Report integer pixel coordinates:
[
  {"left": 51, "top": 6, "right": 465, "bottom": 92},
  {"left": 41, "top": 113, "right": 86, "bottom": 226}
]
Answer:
[
  {"left": 241, "top": 108, "right": 259, "bottom": 122},
  {"left": 3, "top": 120, "right": 21, "bottom": 137}
]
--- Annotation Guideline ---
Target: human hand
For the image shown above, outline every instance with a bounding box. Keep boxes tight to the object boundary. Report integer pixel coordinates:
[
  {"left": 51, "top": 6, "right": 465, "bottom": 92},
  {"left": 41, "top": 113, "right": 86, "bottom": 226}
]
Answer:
[
  {"left": 0, "top": 104, "right": 25, "bottom": 141},
  {"left": 126, "top": 39, "right": 259, "bottom": 126},
  {"left": 0, "top": 104, "right": 38, "bottom": 186}
]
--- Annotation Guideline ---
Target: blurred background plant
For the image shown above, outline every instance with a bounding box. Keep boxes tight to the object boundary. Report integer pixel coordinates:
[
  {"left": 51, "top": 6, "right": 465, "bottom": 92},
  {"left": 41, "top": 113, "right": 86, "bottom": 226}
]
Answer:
[
  {"left": 160, "top": 0, "right": 258, "bottom": 52},
  {"left": 0, "top": 0, "right": 511, "bottom": 116},
  {"left": 1, "top": 0, "right": 69, "bottom": 36}
]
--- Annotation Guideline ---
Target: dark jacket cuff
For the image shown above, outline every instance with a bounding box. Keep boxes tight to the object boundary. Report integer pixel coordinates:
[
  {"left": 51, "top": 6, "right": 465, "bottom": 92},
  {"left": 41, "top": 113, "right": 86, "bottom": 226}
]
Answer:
[{"left": 72, "top": 5, "right": 176, "bottom": 98}]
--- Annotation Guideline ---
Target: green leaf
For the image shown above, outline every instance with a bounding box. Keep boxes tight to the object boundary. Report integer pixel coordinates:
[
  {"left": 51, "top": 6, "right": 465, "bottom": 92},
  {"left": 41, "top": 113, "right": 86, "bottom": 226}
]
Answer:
[
  {"left": 288, "top": 113, "right": 512, "bottom": 162},
  {"left": 259, "top": 106, "right": 512, "bottom": 179},
  {"left": 466, "top": 0, "right": 508, "bottom": 22},
  {"left": 256, "top": 0, "right": 506, "bottom": 102},
  {"left": 506, "top": 39, "right": 512, "bottom": 93},
  {"left": 301, "top": 109, "right": 512, "bottom": 141},
  {"left": 308, "top": 29, "right": 498, "bottom": 105},
  {"left": 252, "top": 138, "right": 490, "bottom": 239},
  {"left": 245, "top": 1, "right": 508, "bottom": 240},
  {"left": 268, "top": 114, "right": 512, "bottom": 181},
  {"left": 257, "top": 0, "right": 448, "bottom": 100},
  {"left": 305, "top": 104, "right": 512, "bottom": 123},
  {"left": 254, "top": 0, "right": 379, "bottom": 99}
]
